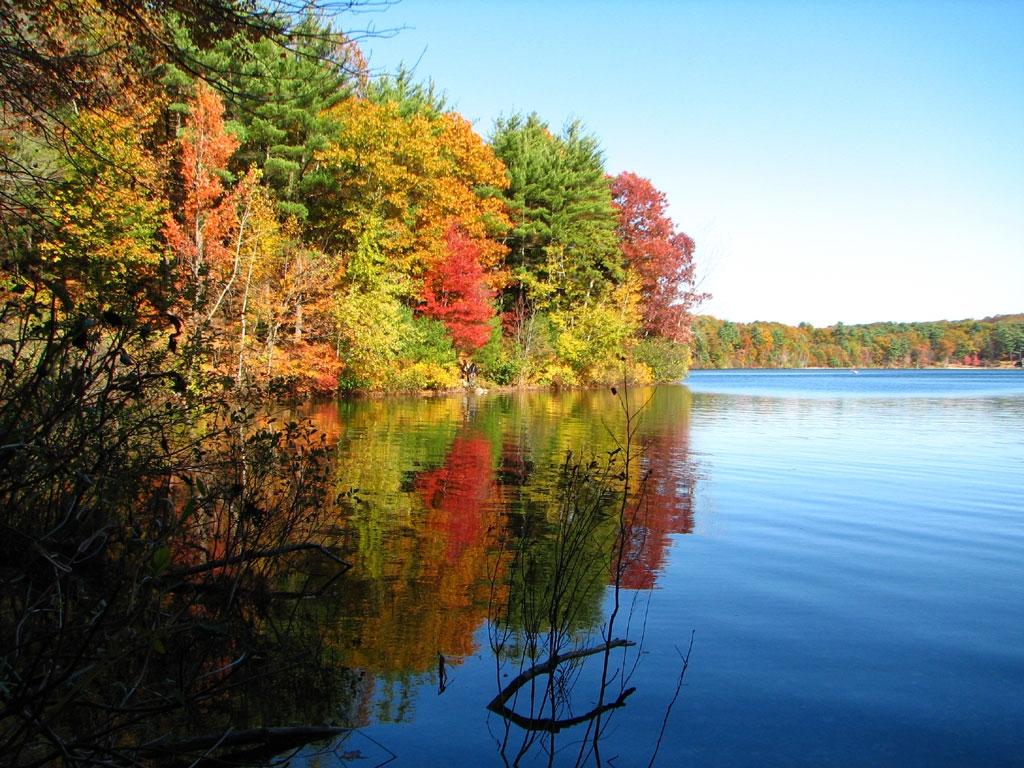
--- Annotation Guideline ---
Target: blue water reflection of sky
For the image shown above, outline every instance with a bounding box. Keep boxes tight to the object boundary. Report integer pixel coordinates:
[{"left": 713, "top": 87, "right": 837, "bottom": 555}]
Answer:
[
  {"left": 685, "top": 368, "right": 1024, "bottom": 399},
  {"left": 654, "top": 370, "right": 1024, "bottom": 766}
]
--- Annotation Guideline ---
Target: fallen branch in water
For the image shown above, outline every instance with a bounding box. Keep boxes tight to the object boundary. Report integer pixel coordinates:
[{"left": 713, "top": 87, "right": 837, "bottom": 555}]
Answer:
[
  {"left": 491, "top": 687, "right": 637, "bottom": 734},
  {"left": 165, "top": 543, "right": 351, "bottom": 579},
  {"left": 487, "top": 638, "right": 636, "bottom": 733}
]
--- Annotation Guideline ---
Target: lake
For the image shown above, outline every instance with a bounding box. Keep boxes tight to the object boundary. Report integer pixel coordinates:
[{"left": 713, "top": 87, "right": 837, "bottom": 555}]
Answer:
[{"left": 283, "top": 369, "right": 1024, "bottom": 767}]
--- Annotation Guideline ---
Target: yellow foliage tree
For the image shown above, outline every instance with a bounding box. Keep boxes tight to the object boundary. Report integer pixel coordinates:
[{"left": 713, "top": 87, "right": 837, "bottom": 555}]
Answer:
[
  {"left": 313, "top": 98, "right": 510, "bottom": 301},
  {"left": 551, "top": 272, "right": 643, "bottom": 382},
  {"left": 39, "top": 107, "right": 167, "bottom": 312}
]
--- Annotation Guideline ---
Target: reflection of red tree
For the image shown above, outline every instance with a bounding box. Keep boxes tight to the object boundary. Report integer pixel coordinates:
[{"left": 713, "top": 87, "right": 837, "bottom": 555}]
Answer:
[
  {"left": 619, "top": 429, "right": 695, "bottom": 590},
  {"left": 416, "top": 435, "right": 497, "bottom": 563},
  {"left": 334, "top": 431, "right": 510, "bottom": 679}
]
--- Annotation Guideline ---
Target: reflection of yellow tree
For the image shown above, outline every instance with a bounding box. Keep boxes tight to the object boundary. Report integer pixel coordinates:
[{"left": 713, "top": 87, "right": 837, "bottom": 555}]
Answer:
[
  {"left": 491, "top": 389, "right": 644, "bottom": 522},
  {"left": 303, "top": 399, "right": 510, "bottom": 710},
  {"left": 288, "top": 387, "right": 695, "bottom": 722},
  {"left": 325, "top": 397, "right": 461, "bottom": 578}
]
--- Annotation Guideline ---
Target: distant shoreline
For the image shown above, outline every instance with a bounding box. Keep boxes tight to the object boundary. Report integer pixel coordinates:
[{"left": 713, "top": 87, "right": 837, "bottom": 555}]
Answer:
[{"left": 689, "top": 363, "right": 1022, "bottom": 371}]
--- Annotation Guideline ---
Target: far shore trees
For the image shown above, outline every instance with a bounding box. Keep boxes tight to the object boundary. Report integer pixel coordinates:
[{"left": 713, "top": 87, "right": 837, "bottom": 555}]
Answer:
[{"left": 690, "top": 315, "right": 1024, "bottom": 369}]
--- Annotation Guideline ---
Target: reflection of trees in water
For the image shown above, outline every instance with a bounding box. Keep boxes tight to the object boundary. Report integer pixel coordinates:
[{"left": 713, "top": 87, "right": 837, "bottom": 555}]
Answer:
[
  {"left": 417, "top": 434, "right": 502, "bottom": 564},
  {"left": 0, "top": 404, "right": 366, "bottom": 766},
  {"left": 326, "top": 417, "right": 509, "bottom": 722},
  {"left": 486, "top": 386, "right": 694, "bottom": 766},
  {"left": 488, "top": 449, "right": 634, "bottom": 763},
  {"left": 293, "top": 387, "right": 697, "bottom": 743},
  {"left": 494, "top": 386, "right": 697, "bottom": 598},
  {"left": 622, "top": 386, "right": 696, "bottom": 589}
]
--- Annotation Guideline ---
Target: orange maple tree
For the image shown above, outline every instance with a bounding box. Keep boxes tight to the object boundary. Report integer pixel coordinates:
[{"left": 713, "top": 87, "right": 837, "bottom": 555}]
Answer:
[{"left": 164, "top": 82, "right": 241, "bottom": 314}]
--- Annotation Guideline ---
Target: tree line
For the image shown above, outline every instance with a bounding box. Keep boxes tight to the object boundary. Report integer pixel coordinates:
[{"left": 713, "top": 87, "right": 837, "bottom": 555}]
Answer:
[
  {"left": 692, "top": 315, "right": 1024, "bottom": 369},
  {"left": 4, "top": 7, "right": 705, "bottom": 397}
]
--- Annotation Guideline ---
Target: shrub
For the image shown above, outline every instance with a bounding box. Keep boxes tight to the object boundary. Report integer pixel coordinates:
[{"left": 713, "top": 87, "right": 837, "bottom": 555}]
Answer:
[
  {"left": 633, "top": 337, "right": 690, "bottom": 382},
  {"left": 400, "top": 314, "right": 459, "bottom": 367},
  {"left": 534, "top": 362, "right": 578, "bottom": 389},
  {"left": 389, "top": 360, "right": 461, "bottom": 391},
  {"left": 476, "top": 320, "right": 523, "bottom": 385}
]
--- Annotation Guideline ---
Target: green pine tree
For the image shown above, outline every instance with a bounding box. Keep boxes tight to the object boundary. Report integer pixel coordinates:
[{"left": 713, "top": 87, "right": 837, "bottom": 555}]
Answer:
[
  {"left": 490, "top": 114, "right": 622, "bottom": 316},
  {"left": 161, "top": 14, "right": 363, "bottom": 220}
]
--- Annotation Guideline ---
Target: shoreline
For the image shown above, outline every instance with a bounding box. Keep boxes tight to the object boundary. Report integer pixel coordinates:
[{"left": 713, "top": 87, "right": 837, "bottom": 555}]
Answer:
[{"left": 286, "top": 363, "right": 1022, "bottom": 404}]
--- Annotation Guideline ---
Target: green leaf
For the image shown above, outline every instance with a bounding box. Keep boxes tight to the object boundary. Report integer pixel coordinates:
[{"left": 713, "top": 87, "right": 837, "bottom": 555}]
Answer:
[{"left": 152, "top": 546, "right": 171, "bottom": 575}]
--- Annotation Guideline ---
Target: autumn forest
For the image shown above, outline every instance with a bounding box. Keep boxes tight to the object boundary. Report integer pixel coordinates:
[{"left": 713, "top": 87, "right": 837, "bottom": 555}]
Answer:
[
  {"left": 0, "top": 3, "right": 709, "bottom": 762},
  {"left": 6, "top": 10, "right": 710, "bottom": 398},
  {"left": 6, "top": 5, "right": 1018, "bottom": 402},
  {"left": 2, "top": 1, "right": 1022, "bottom": 765},
  {"left": 692, "top": 315, "right": 1024, "bottom": 369}
]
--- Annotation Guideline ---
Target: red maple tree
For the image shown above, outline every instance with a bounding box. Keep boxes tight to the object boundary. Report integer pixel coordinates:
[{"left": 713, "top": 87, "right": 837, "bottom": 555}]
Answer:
[
  {"left": 611, "top": 172, "right": 706, "bottom": 343},
  {"left": 415, "top": 435, "right": 497, "bottom": 564},
  {"left": 420, "top": 224, "right": 495, "bottom": 354}
]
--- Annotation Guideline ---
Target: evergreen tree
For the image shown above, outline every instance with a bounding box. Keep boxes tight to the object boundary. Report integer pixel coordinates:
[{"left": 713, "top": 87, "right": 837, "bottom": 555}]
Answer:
[
  {"left": 365, "top": 66, "right": 449, "bottom": 119},
  {"left": 162, "top": 14, "right": 365, "bottom": 220},
  {"left": 490, "top": 114, "right": 622, "bottom": 316}
]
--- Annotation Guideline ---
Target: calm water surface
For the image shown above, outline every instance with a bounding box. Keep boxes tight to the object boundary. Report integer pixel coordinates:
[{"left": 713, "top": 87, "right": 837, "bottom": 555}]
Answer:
[{"left": 287, "top": 370, "right": 1024, "bottom": 767}]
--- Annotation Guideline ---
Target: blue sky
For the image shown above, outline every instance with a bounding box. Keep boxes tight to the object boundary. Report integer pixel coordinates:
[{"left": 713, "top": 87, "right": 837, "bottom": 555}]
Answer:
[{"left": 356, "top": 0, "right": 1023, "bottom": 326}]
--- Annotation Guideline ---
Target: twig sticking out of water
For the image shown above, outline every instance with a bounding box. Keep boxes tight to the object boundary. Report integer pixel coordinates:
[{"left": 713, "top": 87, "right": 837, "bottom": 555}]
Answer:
[{"left": 647, "top": 630, "right": 696, "bottom": 768}]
